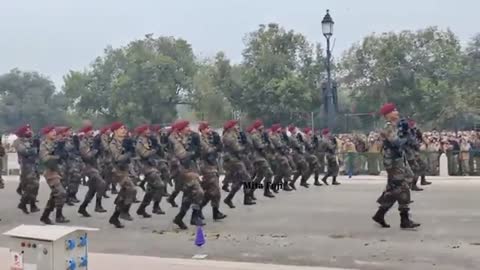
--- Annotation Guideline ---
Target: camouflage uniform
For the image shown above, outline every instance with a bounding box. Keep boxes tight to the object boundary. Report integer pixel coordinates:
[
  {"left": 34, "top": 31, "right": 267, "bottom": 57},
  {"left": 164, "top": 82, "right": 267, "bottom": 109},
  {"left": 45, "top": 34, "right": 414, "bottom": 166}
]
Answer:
[
  {"left": 109, "top": 137, "right": 138, "bottom": 223},
  {"left": 198, "top": 131, "right": 227, "bottom": 220},
  {"left": 372, "top": 120, "right": 420, "bottom": 229},
  {"left": 13, "top": 137, "right": 40, "bottom": 213},
  {"left": 250, "top": 130, "right": 275, "bottom": 198},
  {"left": 269, "top": 131, "right": 293, "bottom": 192},
  {"left": 78, "top": 135, "right": 107, "bottom": 217},
  {"left": 100, "top": 133, "right": 115, "bottom": 196},
  {"left": 303, "top": 134, "right": 323, "bottom": 186},
  {"left": 135, "top": 134, "right": 168, "bottom": 218},
  {"left": 319, "top": 137, "right": 340, "bottom": 185},
  {"left": 39, "top": 138, "right": 69, "bottom": 224},
  {"left": 64, "top": 136, "right": 83, "bottom": 204},
  {"left": 169, "top": 131, "right": 205, "bottom": 229},
  {"left": 149, "top": 130, "right": 171, "bottom": 214},
  {"left": 288, "top": 132, "right": 310, "bottom": 188},
  {"left": 222, "top": 129, "right": 255, "bottom": 208}
]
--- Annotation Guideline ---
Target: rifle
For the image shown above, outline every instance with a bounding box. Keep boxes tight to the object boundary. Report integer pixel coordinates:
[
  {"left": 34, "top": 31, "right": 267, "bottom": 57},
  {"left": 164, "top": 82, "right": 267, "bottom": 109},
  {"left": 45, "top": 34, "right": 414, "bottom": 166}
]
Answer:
[
  {"left": 92, "top": 134, "right": 103, "bottom": 156},
  {"left": 32, "top": 135, "right": 41, "bottom": 154},
  {"left": 72, "top": 135, "right": 81, "bottom": 154},
  {"left": 238, "top": 131, "right": 248, "bottom": 145},
  {"left": 54, "top": 140, "right": 68, "bottom": 160},
  {"left": 122, "top": 137, "right": 136, "bottom": 156}
]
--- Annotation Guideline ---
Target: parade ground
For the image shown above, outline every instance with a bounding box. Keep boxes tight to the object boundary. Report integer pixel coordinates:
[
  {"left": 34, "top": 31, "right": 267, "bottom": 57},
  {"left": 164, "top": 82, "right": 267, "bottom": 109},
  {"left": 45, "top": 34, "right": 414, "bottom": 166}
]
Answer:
[{"left": 1, "top": 175, "right": 480, "bottom": 270}]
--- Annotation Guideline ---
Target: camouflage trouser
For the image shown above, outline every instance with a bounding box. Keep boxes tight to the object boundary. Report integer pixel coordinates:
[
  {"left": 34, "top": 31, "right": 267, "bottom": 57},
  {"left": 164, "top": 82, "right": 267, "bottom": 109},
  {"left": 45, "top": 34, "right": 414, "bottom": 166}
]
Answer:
[
  {"left": 113, "top": 168, "right": 137, "bottom": 208},
  {"left": 20, "top": 168, "right": 40, "bottom": 204},
  {"left": 292, "top": 152, "right": 310, "bottom": 183},
  {"left": 222, "top": 159, "right": 233, "bottom": 186},
  {"left": 200, "top": 165, "right": 221, "bottom": 208},
  {"left": 316, "top": 153, "right": 325, "bottom": 174},
  {"left": 273, "top": 154, "right": 293, "bottom": 185},
  {"left": 180, "top": 171, "right": 204, "bottom": 209},
  {"left": 325, "top": 155, "right": 339, "bottom": 177},
  {"left": 67, "top": 163, "right": 82, "bottom": 197},
  {"left": 243, "top": 155, "right": 255, "bottom": 176},
  {"left": 144, "top": 169, "right": 166, "bottom": 202},
  {"left": 306, "top": 154, "right": 321, "bottom": 178},
  {"left": 158, "top": 161, "right": 171, "bottom": 187},
  {"left": 377, "top": 180, "right": 411, "bottom": 210},
  {"left": 83, "top": 166, "right": 107, "bottom": 204},
  {"left": 226, "top": 160, "right": 252, "bottom": 194},
  {"left": 45, "top": 170, "right": 67, "bottom": 209},
  {"left": 253, "top": 158, "right": 273, "bottom": 186}
]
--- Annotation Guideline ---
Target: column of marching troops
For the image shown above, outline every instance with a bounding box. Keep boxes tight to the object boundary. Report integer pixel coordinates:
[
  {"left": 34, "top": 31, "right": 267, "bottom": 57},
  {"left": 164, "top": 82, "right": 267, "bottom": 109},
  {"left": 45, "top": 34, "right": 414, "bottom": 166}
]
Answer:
[
  {"left": 3, "top": 102, "right": 431, "bottom": 230},
  {"left": 6, "top": 118, "right": 341, "bottom": 229}
]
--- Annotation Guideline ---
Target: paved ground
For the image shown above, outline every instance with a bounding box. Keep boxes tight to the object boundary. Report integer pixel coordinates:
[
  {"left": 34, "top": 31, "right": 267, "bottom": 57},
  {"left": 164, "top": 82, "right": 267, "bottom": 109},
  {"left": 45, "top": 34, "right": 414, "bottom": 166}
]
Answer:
[{"left": 1, "top": 175, "right": 480, "bottom": 270}]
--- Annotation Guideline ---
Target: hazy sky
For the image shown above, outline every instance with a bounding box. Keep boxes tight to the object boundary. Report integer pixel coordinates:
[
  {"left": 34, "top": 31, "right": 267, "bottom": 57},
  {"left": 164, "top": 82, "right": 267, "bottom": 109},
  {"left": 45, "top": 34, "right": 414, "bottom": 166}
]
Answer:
[{"left": 0, "top": 0, "right": 478, "bottom": 88}]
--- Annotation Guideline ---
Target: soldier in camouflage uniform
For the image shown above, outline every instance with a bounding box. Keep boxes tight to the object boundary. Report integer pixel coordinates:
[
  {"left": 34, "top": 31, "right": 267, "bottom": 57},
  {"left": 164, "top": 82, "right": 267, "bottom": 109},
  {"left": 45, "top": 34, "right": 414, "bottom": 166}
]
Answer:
[
  {"left": 314, "top": 130, "right": 326, "bottom": 175},
  {"left": 108, "top": 122, "right": 138, "bottom": 228},
  {"left": 99, "top": 125, "right": 115, "bottom": 198},
  {"left": 197, "top": 122, "right": 227, "bottom": 221},
  {"left": 13, "top": 125, "right": 40, "bottom": 214},
  {"left": 134, "top": 124, "right": 168, "bottom": 218},
  {"left": 319, "top": 128, "right": 341, "bottom": 185},
  {"left": 61, "top": 127, "right": 83, "bottom": 205},
  {"left": 269, "top": 124, "right": 293, "bottom": 192},
  {"left": 302, "top": 128, "right": 323, "bottom": 186},
  {"left": 372, "top": 103, "right": 420, "bottom": 229},
  {"left": 39, "top": 125, "right": 69, "bottom": 225},
  {"left": 407, "top": 120, "right": 431, "bottom": 190},
  {"left": 287, "top": 126, "right": 310, "bottom": 189},
  {"left": 169, "top": 120, "right": 205, "bottom": 229},
  {"left": 222, "top": 120, "right": 255, "bottom": 208},
  {"left": 148, "top": 124, "right": 171, "bottom": 214},
  {"left": 77, "top": 124, "right": 107, "bottom": 217},
  {"left": 250, "top": 120, "right": 275, "bottom": 198}
]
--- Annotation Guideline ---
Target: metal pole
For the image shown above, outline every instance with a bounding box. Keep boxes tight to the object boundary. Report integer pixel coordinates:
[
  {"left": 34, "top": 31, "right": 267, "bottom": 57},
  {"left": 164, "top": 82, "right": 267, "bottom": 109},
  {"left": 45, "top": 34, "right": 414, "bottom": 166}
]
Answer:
[{"left": 326, "top": 37, "right": 335, "bottom": 130}]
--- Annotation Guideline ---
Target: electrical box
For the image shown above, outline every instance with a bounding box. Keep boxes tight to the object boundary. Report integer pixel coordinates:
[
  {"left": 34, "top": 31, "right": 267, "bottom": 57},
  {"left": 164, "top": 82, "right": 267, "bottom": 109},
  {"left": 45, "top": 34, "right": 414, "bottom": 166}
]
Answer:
[{"left": 3, "top": 224, "right": 98, "bottom": 270}]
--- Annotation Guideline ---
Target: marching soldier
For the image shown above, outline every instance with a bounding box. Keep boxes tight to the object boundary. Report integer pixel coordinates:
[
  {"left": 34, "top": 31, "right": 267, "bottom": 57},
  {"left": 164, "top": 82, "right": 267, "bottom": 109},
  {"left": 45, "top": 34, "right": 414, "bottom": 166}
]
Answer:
[
  {"left": 287, "top": 125, "right": 310, "bottom": 189},
  {"left": 319, "top": 128, "right": 341, "bottom": 185},
  {"left": 408, "top": 120, "right": 431, "bottom": 190},
  {"left": 77, "top": 124, "right": 107, "bottom": 217},
  {"left": 169, "top": 120, "right": 205, "bottom": 229},
  {"left": 148, "top": 124, "right": 171, "bottom": 215},
  {"left": 0, "top": 134, "right": 5, "bottom": 190},
  {"left": 99, "top": 125, "right": 115, "bottom": 197},
  {"left": 372, "top": 103, "right": 420, "bottom": 229},
  {"left": 222, "top": 120, "right": 255, "bottom": 208},
  {"left": 303, "top": 128, "right": 323, "bottom": 186},
  {"left": 269, "top": 124, "right": 293, "bottom": 192},
  {"left": 134, "top": 124, "right": 168, "bottom": 218},
  {"left": 62, "top": 127, "right": 83, "bottom": 205},
  {"left": 197, "top": 121, "right": 227, "bottom": 221},
  {"left": 13, "top": 124, "right": 40, "bottom": 214},
  {"left": 39, "top": 125, "right": 69, "bottom": 225},
  {"left": 250, "top": 120, "right": 275, "bottom": 198},
  {"left": 108, "top": 122, "right": 138, "bottom": 228}
]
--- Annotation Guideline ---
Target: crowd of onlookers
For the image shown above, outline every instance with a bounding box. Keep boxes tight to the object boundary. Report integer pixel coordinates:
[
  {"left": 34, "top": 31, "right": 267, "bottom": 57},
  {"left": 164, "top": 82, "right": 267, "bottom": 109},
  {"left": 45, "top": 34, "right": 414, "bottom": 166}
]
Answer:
[{"left": 336, "top": 130, "right": 480, "bottom": 176}]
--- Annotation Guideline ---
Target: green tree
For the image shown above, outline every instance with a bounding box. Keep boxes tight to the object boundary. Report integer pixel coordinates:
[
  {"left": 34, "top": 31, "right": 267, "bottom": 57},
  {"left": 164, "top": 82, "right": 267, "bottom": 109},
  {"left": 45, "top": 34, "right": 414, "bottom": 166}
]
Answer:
[
  {"left": 239, "top": 23, "right": 325, "bottom": 126},
  {"left": 63, "top": 35, "right": 197, "bottom": 127},
  {"left": 0, "top": 69, "right": 68, "bottom": 133}
]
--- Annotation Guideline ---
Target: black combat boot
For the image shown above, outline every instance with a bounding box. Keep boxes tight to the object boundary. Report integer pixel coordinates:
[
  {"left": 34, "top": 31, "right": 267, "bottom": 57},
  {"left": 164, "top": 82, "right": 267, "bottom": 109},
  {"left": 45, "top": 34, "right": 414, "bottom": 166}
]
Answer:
[
  {"left": 213, "top": 207, "right": 227, "bottom": 221},
  {"left": 244, "top": 193, "right": 256, "bottom": 205},
  {"left": 55, "top": 207, "right": 70, "bottom": 223},
  {"left": 78, "top": 203, "right": 91, "bottom": 218},
  {"left": 16, "top": 183, "right": 22, "bottom": 196},
  {"left": 300, "top": 176, "right": 310, "bottom": 188},
  {"left": 18, "top": 202, "right": 29, "bottom": 214},
  {"left": 167, "top": 192, "right": 179, "bottom": 207},
  {"left": 332, "top": 176, "right": 341, "bottom": 185},
  {"left": 95, "top": 197, "right": 107, "bottom": 213},
  {"left": 109, "top": 208, "right": 124, "bottom": 228},
  {"left": 411, "top": 177, "right": 423, "bottom": 191},
  {"left": 314, "top": 175, "right": 323, "bottom": 186},
  {"left": 71, "top": 194, "right": 81, "bottom": 203},
  {"left": 420, "top": 175, "right": 431, "bottom": 185},
  {"left": 30, "top": 202, "right": 40, "bottom": 213},
  {"left": 372, "top": 207, "right": 390, "bottom": 228},
  {"left": 400, "top": 209, "right": 421, "bottom": 229},
  {"left": 173, "top": 203, "right": 189, "bottom": 230},
  {"left": 66, "top": 197, "right": 75, "bottom": 206},
  {"left": 222, "top": 183, "right": 230, "bottom": 192},
  {"left": 321, "top": 175, "right": 329, "bottom": 185},
  {"left": 288, "top": 180, "right": 297, "bottom": 190},
  {"left": 136, "top": 204, "right": 152, "bottom": 218},
  {"left": 40, "top": 208, "right": 53, "bottom": 225},
  {"left": 120, "top": 205, "right": 134, "bottom": 221},
  {"left": 283, "top": 180, "right": 293, "bottom": 191},
  {"left": 264, "top": 183, "right": 275, "bottom": 198},
  {"left": 223, "top": 192, "right": 236, "bottom": 209},
  {"left": 190, "top": 209, "right": 206, "bottom": 226},
  {"left": 152, "top": 201, "right": 165, "bottom": 215},
  {"left": 111, "top": 184, "right": 118, "bottom": 194}
]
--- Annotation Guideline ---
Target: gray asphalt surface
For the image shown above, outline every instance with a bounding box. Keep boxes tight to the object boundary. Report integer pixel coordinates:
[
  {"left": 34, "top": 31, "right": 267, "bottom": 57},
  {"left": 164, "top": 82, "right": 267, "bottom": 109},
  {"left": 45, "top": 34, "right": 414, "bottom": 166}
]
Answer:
[{"left": 1, "top": 175, "right": 479, "bottom": 270}]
